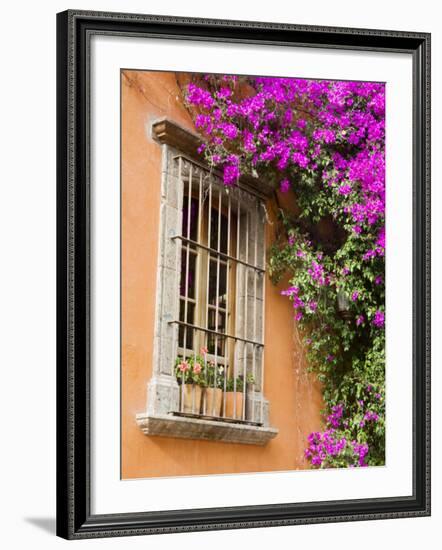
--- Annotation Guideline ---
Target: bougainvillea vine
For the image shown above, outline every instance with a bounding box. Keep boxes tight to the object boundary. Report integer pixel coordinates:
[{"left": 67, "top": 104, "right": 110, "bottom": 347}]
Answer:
[{"left": 185, "top": 74, "right": 385, "bottom": 468}]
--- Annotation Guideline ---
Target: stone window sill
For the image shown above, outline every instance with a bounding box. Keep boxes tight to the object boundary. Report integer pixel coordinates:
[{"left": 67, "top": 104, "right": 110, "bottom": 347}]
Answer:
[{"left": 136, "top": 412, "right": 278, "bottom": 446}]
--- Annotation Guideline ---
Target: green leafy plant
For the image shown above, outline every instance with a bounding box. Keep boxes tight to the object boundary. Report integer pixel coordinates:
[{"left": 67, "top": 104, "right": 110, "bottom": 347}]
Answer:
[
  {"left": 204, "top": 360, "right": 226, "bottom": 389},
  {"left": 269, "top": 222, "right": 385, "bottom": 467},
  {"left": 225, "top": 373, "right": 255, "bottom": 393}
]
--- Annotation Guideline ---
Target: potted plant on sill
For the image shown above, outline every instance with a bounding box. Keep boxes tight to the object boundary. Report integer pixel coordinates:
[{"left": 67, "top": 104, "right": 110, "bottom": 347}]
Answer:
[
  {"left": 201, "top": 355, "right": 225, "bottom": 417},
  {"left": 224, "top": 374, "right": 255, "bottom": 420},
  {"left": 174, "top": 355, "right": 205, "bottom": 414}
]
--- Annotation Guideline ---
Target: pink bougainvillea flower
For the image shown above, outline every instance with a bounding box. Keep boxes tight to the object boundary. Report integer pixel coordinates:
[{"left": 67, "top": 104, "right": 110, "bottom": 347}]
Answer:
[
  {"left": 279, "top": 178, "right": 290, "bottom": 193},
  {"left": 373, "top": 310, "right": 385, "bottom": 328},
  {"left": 217, "top": 87, "right": 232, "bottom": 99},
  {"left": 338, "top": 184, "right": 352, "bottom": 196},
  {"left": 219, "top": 122, "right": 238, "bottom": 140},
  {"left": 281, "top": 286, "right": 299, "bottom": 297},
  {"left": 297, "top": 118, "right": 307, "bottom": 129},
  {"left": 364, "top": 411, "right": 379, "bottom": 422},
  {"left": 356, "top": 314, "right": 365, "bottom": 326}
]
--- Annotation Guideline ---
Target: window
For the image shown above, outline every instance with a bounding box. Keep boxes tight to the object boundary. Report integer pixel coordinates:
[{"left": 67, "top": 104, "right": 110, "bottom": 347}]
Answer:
[
  {"left": 178, "top": 191, "right": 234, "bottom": 374},
  {"left": 136, "top": 119, "right": 278, "bottom": 445}
]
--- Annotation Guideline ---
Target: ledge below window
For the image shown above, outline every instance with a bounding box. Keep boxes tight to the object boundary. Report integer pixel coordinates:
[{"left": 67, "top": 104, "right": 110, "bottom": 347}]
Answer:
[{"left": 135, "top": 413, "right": 278, "bottom": 445}]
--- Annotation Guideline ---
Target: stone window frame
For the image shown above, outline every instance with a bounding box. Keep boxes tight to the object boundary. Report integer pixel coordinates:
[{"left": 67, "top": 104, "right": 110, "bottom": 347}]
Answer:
[{"left": 136, "top": 118, "right": 278, "bottom": 445}]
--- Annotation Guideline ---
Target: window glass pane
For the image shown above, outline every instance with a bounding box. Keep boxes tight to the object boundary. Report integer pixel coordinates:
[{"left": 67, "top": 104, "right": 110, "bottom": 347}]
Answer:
[
  {"left": 208, "top": 309, "right": 226, "bottom": 333},
  {"left": 178, "top": 300, "right": 195, "bottom": 350},
  {"left": 180, "top": 249, "right": 197, "bottom": 299},
  {"left": 207, "top": 310, "right": 226, "bottom": 357},
  {"left": 208, "top": 259, "right": 227, "bottom": 308},
  {"left": 182, "top": 195, "right": 199, "bottom": 242},
  {"left": 207, "top": 332, "right": 226, "bottom": 358},
  {"left": 209, "top": 207, "right": 228, "bottom": 253}
]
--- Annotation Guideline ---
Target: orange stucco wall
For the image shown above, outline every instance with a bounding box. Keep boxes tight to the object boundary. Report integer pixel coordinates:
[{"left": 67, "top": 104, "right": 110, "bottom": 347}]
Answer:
[{"left": 121, "top": 70, "right": 323, "bottom": 479}]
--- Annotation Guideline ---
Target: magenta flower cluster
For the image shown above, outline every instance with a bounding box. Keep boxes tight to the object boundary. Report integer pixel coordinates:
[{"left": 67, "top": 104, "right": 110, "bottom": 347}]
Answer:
[
  {"left": 195, "top": 77, "right": 383, "bottom": 248},
  {"left": 352, "top": 442, "right": 369, "bottom": 467},
  {"left": 280, "top": 283, "right": 321, "bottom": 321},
  {"left": 327, "top": 404, "right": 344, "bottom": 427},
  {"left": 308, "top": 259, "right": 329, "bottom": 286},
  {"left": 305, "top": 399, "right": 382, "bottom": 468},
  {"left": 306, "top": 382, "right": 383, "bottom": 468},
  {"left": 280, "top": 285, "right": 305, "bottom": 321},
  {"left": 186, "top": 75, "right": 385, "bottom": 331},
  {"left": 304, "top": 429, "right": 347, "bottom": 467},
  {"left": 186, "top": 75, "right": 386, "bottom": 468},
  {"left": 373, "top": 310, "right": 385, "bottom": 328}
]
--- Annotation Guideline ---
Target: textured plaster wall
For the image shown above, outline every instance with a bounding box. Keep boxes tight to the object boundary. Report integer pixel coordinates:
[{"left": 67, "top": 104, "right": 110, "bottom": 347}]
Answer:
[{"left": 121, "top": 70, "right": 324, "bottom": 479}]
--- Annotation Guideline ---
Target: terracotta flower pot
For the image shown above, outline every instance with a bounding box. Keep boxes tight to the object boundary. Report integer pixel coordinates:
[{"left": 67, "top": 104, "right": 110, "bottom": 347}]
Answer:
[
  {"left": 203, "top": 387, "right": 223, "bottom": 417},
  {"left": 224, "top": 391, "right": 244, "bottom": 420},
  {"left": 181, "top": 384, "right": 202, "bottom": 414}
]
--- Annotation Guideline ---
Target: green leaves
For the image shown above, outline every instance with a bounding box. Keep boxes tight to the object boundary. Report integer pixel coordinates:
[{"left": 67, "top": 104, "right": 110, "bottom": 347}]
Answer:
[{"left": 268, "top": 216, "right": 385, "bottom": 468}]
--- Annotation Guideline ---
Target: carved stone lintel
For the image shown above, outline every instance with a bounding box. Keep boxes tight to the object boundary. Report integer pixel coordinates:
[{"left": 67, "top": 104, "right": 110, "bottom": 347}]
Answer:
[
  {"left": 151, "top": 117, "right": 275, "bottom": 198},
  {"left": 152, "top": 118, "right": 201, "bottom": 159}
]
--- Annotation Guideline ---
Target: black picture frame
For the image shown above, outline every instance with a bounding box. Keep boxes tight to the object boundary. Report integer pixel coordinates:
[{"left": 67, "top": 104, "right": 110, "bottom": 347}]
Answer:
[{"left": 56, "top": 9, "right": 431, "bottom": 540}]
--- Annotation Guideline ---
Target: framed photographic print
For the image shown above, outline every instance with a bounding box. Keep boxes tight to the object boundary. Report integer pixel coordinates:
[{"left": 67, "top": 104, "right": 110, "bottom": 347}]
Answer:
[{"left": 56, "top": 10, "right": 431, "bottom": 539}]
